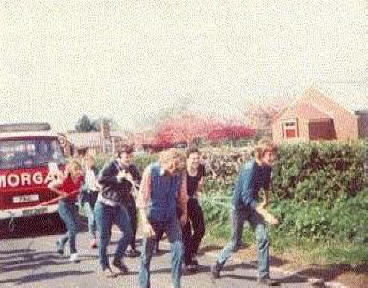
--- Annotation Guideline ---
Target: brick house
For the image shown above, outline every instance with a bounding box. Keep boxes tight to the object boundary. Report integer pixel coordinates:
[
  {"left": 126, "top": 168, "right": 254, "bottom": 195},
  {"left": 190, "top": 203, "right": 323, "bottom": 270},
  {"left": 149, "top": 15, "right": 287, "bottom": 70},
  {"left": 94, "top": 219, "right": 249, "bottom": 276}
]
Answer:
[
  {"left": 62, "top": 131, "right": 131, "bottom": 156},
  {"left": 272, "top": 87, "right": 368, "bottom": 144}
]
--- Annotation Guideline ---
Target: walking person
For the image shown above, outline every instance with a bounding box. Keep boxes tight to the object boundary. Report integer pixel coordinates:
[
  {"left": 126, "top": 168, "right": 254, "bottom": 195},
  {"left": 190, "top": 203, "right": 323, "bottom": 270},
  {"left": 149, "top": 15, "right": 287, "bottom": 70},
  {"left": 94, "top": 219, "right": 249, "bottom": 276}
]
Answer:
[
  {"left": 117, "top": 145, "right": 142, "bottom": 258},
  {"left": 211, "top": 138, "right": 280, "bottom": 286},
  {"left": 48, "top": 160, "right": 84, "bottom": 263},
  {"left": 138, "top": 148, "right": 188, "bottom": 288},
  {"left": 94, "top": 150, "right": 133, "bottom": 277},
  {"left": 80, "top": 155, "right": 100, "bottom": 249},
  {"left": 182, "top": 147, "right": 206, "bottom": 272}
]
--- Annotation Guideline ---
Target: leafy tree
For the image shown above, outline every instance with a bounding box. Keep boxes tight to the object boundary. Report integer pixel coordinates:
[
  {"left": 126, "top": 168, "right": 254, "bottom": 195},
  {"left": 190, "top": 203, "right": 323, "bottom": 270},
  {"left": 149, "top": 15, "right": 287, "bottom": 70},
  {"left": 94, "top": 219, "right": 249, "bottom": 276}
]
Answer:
[{"left": 75, "top": 115, "right": 96, "bottom": 132}]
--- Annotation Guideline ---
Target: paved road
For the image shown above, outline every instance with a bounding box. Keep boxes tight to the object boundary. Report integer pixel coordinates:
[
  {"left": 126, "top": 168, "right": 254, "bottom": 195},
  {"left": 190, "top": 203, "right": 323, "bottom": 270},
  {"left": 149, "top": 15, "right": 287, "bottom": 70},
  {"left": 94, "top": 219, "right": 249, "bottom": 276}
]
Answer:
[{"left": 0, "top": 219, "right": 313, "bottom": 288}]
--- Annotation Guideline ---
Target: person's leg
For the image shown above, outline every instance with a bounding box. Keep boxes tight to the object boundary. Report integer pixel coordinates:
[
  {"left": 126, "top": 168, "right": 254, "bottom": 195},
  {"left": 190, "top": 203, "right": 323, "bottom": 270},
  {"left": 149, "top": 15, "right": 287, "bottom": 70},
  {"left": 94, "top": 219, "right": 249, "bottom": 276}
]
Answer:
[
  {"left": 94, "top": 201, "right": 113, "bottom": 270},
  {"left": 212, "top": 207, "right": 246, "bottom": 278},
  {"left": 182, "top": 220, "right": 192, "bottom": 266},
  {"left": 84, "top": 200, "right": 96, "bottom": 240},
  {"left": 112, "top": 205, "right": 132, "bottom": 271},
  {"left": 89, "top": 191, "right": 98, "bottom": 238},
  {"left": 127, "top": 198, "right": 138, "bottom": 251},
  {"left": 139, "top": 223, "right": 162, "bottom": 288},
  {"left": 153, "top": 229, "right": 164, "bottom": 254},
  {"left": 248, "top": 211, "right": 270, "bottom": 280},
  {"left": 190, "top": 200, "right": 205, "bottom": 258},
  {"left": 57, "top": 201, "right": 69, "bottom": 252},
  {"left": 165, "top": 218, "right": 184, "bottom": 288},
  {"left": 216, "top": 207, "right": 245, "bottom": 267},
  {"left": 58, "top": 201, "right": 78, "bottom": 254}
]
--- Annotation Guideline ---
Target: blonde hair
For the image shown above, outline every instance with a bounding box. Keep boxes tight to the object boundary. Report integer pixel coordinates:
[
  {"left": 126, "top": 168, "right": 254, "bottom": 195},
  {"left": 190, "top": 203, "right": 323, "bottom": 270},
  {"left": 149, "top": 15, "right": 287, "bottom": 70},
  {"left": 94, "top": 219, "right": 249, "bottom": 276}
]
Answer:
[
  {"left": 159, "top": 148, "right": 186, "bottom": 171},
  {"left": 66, "top": 159, "right": 82, "bottom": 175},
  {"left": 255, "top": 138, "right": 276, "bottom": 161}
]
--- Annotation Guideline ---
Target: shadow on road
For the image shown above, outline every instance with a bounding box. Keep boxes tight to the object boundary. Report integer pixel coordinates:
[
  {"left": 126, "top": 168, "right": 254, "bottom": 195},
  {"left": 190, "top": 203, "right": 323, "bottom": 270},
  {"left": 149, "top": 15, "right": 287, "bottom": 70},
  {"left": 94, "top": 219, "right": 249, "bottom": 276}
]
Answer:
[
  {"left": 296, "top": 264, "right": 368, "bottom": 283},
  {"left": 0, "top": 270, "right": 94, "bottom": 285},
  {"left": 0, "top": 214, "right": 88, "bottom": 240},
  {"left": 0, "top": 247, "right": 71, "bottom": 273}
]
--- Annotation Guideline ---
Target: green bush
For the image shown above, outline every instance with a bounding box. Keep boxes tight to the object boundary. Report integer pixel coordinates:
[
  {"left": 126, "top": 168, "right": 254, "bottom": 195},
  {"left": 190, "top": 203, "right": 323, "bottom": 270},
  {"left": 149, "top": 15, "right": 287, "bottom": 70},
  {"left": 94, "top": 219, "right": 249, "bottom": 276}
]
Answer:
[
  {"left": 268, "top": 190, "right": 368, "bottom": 244},
  {"left": 93, "top": 153, "right": 158, "bottom": 173},
  {"left": 272, "top": 141, "right": 367, "bottom": 203}
]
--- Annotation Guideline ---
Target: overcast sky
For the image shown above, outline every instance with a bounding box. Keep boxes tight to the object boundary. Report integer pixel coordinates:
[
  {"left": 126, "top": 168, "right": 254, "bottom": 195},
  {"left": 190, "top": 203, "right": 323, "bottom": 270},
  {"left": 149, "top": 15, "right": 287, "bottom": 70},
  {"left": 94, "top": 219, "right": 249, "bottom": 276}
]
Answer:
[{"left": 0, "top": 0, "right": 366, "bottom": 132}]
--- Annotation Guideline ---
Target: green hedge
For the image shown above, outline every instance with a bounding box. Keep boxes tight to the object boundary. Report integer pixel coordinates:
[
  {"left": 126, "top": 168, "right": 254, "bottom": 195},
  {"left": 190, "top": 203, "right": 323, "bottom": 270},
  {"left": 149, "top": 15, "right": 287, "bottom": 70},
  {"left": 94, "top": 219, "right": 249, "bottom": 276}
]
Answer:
[
  {"left": 272, "top": 141, "right": 367, "bottom": 203},
  {"left": 93, "top": 153, "right": 158, "bottom": 173}
]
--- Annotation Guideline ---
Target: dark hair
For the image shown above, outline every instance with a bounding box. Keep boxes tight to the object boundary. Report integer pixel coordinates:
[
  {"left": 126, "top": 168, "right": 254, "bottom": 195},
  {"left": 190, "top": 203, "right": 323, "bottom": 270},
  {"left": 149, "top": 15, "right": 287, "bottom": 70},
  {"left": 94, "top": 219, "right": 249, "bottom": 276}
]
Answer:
[
  {"left": 186, "top": 146, "right": 199, "bottom": 158},
  {"left": 117, "top": 145, "right": 134, "bottom": 157}
]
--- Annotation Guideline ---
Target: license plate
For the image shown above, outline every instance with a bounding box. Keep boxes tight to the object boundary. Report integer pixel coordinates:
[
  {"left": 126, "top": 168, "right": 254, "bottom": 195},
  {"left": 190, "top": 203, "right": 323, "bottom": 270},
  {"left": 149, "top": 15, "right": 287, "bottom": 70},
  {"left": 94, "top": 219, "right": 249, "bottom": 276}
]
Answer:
[
  {"left": 13, "top": 195, "right": 40, "bottom": 203},
  {"left": 22, "top": 207, "right": 47, "bottom": 216}
]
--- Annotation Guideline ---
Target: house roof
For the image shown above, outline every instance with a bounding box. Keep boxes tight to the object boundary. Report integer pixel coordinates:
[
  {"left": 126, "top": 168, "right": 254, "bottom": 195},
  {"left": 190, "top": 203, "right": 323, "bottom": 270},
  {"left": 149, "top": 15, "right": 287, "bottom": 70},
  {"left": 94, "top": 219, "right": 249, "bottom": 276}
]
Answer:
[
  {"left": 292, "top": 102, "right": 332, "bottom": 120},
  {"left": 273, "top": 85, "right": 368, "bottom": 122},
  {"left": 65, "top": 132, "right": 102, "bottom": 148},
  {"left": 311, "top": 84, "right": 368, "bottom": 114}
]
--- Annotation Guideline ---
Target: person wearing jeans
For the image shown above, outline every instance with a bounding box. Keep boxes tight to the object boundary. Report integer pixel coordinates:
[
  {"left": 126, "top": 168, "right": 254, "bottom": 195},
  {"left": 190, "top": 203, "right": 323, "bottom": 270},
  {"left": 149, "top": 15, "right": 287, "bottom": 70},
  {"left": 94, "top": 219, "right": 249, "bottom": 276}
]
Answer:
[
  {"left": 114, "top": 145, "right": 141, "bottom": 258},
  {"left": 138, "top": 149, "right": 188, "bottom": 288},
  {"left": 48, "top": 160, "right": 84, "bottom": 263},
  {"left": 182, "top": 147, "right": 206, "bottom": 272},
  {"left": 80, "top": 155, "right": 99, "bottom": 249},
  {"left": 94, "top": 201, "right": 132, "bottom": 272},
  {"left": 95, "top": 149, "right": 134, "bottom": 278},
  {"left": 211, "top": 139, "right": 280, "bottom": 286}
]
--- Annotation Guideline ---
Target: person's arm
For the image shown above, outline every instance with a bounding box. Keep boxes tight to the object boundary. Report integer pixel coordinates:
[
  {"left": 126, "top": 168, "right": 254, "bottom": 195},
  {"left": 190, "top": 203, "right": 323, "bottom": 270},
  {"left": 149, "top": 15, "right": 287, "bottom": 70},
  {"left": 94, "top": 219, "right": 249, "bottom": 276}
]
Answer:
[
  {"left": 195, "top": 164, "right": 205, "bottom": 198},
  {"left": 137, "top": 167, "right": 155, "bottom": 237},
  {"left": 260, "top": 167, "right": 272, "bottom": 208},
  {"left": 177, "top": 173, "right": 188, "bottom": 225},
  {"left": 256, "top": 167, "right": 279, "bottom": 226},
  {"left": 48, "top": 176, "right": 68, "bottom": 198}
]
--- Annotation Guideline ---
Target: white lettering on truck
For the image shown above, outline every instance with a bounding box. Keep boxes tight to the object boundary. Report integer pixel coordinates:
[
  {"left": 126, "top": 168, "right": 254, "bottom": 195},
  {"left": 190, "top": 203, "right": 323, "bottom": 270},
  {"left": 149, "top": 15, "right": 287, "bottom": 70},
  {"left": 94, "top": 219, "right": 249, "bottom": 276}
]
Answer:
[
  {"left": 0, "top": 171, "right": 56, "bottom": 188},
  {"left": 8, "top": 174, "right": 20, "bottom": 187},
  {"left": 32, "top": 172, "right": 43, "bottom": 185},
  {"left": 0, "top": 175, "right": 6, "bottom": 188},
  {"left": 21, "top": 173, "right": 32, "bottom": 186}
]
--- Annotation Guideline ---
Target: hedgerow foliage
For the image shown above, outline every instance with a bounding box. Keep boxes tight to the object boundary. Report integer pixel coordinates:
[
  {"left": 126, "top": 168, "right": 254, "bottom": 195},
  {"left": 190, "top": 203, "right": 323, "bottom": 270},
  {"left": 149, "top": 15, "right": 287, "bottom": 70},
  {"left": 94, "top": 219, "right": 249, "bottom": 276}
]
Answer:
[{"left": 272, "top": 141, "right": 367, "bottom": 203}]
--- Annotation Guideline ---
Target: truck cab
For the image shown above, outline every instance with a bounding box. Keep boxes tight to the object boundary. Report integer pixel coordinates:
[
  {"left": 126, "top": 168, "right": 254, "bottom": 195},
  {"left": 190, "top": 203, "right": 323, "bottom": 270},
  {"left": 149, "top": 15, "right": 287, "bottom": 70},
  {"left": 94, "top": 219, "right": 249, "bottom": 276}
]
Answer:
[{"left": 0, "top": 123, "right": 66, "bottom": 222}]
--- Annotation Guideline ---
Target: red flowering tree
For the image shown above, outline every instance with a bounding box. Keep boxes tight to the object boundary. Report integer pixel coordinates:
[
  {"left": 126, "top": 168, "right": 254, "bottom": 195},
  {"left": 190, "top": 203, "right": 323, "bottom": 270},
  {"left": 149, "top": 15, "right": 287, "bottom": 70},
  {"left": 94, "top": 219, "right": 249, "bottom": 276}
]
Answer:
[{"left": 152, "top": 113, "right": 255, "bottom": 148}]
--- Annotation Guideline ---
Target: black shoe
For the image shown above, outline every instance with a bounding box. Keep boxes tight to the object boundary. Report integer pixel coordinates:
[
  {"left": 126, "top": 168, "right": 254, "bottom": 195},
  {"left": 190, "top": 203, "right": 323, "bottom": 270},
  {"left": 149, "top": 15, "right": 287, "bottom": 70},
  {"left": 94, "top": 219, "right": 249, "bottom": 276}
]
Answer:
[
  {"left": 112, "top": 258, "right": 129, "bottom": 274},
  {"left": 191, "top": 255, "right": 199, "bottom": 266},
  {"left": 56, "top": 241, "right": 64, "bottom": 255},
  {"left": 210, "top": 262, "right": 221, "bottom": 279},
  {"left": 126, "top": 249, "right": 141, "bottom": 258},
  {"left": 257, "top": 277, "right": 280, "bottom": 286}
]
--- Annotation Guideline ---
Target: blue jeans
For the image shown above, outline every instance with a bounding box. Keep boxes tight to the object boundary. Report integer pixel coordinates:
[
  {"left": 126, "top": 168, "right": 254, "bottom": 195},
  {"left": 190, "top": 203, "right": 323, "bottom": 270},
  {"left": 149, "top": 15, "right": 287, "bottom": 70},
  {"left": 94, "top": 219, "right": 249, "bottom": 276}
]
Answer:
[
  {"left": 139, "top": 218, "right": 183, "bottom": 288},
  {"left": 58, "top": 199, "right": 79, "bottom": 254},
  {"left": 81, "top": 191, "right": 98, "bottom": 239},
  {"left": 94, "top": 201, "right": 132, "bottom": 270},
  {"left": 217, "top": 206, "right": 270, "bottom": 279}
]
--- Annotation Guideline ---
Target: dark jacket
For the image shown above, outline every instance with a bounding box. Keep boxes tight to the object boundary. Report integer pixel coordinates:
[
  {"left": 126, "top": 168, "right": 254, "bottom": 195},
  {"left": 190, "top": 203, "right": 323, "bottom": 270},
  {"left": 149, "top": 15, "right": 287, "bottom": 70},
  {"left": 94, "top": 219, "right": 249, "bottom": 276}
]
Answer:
[
  {"left": 146, "top": 162, "right": 181, "bottom": 223},
  {"left": 98, "top": 159, "right": 140, "bottom": 204}
]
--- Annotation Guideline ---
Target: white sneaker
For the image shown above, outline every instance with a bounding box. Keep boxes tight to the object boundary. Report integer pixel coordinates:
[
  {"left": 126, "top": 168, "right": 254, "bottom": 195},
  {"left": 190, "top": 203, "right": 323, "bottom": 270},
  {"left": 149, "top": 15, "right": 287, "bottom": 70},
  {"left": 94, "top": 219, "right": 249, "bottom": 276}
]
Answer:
[{"left": 70, "top": 253, "right": 80, "bottom": 263}]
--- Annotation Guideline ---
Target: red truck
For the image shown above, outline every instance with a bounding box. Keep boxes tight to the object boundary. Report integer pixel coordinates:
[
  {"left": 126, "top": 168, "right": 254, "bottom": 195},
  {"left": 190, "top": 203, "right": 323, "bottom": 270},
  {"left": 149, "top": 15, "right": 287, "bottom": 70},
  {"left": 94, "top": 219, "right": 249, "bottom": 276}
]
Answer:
[{"left": 0, "top": 123, "right": 66, "bottom": 230}]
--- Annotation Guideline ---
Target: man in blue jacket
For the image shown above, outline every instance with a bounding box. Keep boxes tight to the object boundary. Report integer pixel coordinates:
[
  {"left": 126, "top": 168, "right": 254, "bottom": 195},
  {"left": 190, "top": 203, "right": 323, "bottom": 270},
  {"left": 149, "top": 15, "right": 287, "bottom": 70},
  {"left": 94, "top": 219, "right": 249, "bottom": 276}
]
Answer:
[
  {"left": 94, "top": 147, "right": 134, "bottom": 277},
  {"left": 211, "top": 139, "right": 279, "bottom": 286}
]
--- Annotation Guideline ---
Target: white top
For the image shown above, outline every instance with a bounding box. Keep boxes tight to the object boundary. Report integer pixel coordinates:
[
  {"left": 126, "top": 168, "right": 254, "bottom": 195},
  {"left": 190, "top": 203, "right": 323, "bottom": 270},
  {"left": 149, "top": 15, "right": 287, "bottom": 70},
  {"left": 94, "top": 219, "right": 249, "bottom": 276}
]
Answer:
[{"left": 85, "top": 169, "right": 99, "bottom": 191}]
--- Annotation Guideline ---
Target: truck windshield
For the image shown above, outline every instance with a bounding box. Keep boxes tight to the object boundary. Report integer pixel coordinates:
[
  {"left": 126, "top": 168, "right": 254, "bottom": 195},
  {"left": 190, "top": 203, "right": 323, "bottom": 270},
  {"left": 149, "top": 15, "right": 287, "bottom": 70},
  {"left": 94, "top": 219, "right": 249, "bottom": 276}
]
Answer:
[{"left": 0, "top": 138, "right": 65, "bottom": 169}]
